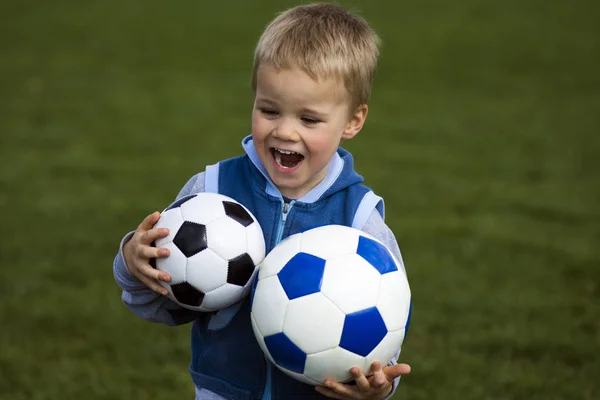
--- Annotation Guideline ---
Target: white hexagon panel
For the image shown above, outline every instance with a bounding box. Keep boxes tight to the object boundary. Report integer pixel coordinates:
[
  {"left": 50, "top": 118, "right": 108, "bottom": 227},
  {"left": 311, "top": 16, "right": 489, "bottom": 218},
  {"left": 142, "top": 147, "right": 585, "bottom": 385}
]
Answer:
[
  {"left": 251, "top": 275, "right": 289, "bottom": 337},
  {"left": 201, "top": 283, "right": 245, "bottom": 311},
  {"left": 321, "top": 253, "right": 382, "bottom": 314},
  {"left": 258, "top": 234, "right": 302, "bottom": 279},
  {"left": 206, "top": 215, "right": 248, "bottom": 261},
  {"left": 179, "top": 193, "right": 225, "bottom": 225},
  {"left": 283, "top": 293, "right": 345, "bottom": 354},
  {"left": 305, "top": 347, "right": 366, "bottom": 384},
  {"left": 186, "top": 248, "right": 228, "bottom": 293},
  {"left": 364, "top": 328, "right": 406, "bottom": 371},
  {"left": 377, "top": 269, "right": 412, "bottom": 331},
  {"left": 156, "top": 241, "right": 187, "bottom": 285},
  {"left": 246, "top": 221, "right": 267, "bottom": 265},
  {"left": 299, "top": 225, "right": 359, "bottom": 260}
]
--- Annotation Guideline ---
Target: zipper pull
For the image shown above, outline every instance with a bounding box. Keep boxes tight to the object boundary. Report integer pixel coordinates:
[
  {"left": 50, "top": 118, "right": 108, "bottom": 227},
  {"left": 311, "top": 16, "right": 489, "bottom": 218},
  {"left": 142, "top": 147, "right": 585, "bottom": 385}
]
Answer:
[{"left": 283, "top": 202, "right": 289, "bottom": 214}]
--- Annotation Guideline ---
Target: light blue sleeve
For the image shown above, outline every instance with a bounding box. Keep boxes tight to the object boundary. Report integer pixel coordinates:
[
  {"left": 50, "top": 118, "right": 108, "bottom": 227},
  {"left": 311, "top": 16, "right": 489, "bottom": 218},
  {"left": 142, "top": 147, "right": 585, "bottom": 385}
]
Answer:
[
  {"left": 112, "top": 172, "right": 206, "bottom": 326},
  {"left": 361, "top": 209, "right": 407, "bottom": 399},
  {"left": 361, "top": 209, "right": 405, "bottom": 272}
]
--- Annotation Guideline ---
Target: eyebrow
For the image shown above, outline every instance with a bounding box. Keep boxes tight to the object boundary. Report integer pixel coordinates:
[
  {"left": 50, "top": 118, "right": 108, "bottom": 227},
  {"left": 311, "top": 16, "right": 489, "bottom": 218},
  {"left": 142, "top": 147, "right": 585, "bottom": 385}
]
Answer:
[
  {"left": 255, "top": 97, "right": 277, "bottom": 106},
  {"left": 300, "top": 108, "right": 328, "bottom": 118},
  {"left": 255, "top": 97, "right": 329, "bottom": 117}
]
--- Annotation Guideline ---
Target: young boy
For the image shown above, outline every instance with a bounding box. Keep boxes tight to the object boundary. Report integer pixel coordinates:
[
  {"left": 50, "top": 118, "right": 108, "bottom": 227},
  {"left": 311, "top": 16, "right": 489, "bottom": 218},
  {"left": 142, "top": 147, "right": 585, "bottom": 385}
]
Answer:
[{"left": 113, "top": 3, "right": 411, "bottom": 399}]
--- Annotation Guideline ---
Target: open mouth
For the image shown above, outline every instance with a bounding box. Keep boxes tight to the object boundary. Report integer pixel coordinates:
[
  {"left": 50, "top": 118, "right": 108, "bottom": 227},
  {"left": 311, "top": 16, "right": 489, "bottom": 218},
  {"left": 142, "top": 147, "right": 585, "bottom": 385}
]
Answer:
[{"left": 270, "top": 148, "right": 305, "bottom": 169}]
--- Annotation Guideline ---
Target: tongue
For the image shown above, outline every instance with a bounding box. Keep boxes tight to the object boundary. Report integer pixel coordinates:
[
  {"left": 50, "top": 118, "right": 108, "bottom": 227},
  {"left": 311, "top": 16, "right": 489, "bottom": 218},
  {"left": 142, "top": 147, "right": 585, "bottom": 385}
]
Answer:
[{"left": 280, "top": 153, "right": 303, "bottom": 167}]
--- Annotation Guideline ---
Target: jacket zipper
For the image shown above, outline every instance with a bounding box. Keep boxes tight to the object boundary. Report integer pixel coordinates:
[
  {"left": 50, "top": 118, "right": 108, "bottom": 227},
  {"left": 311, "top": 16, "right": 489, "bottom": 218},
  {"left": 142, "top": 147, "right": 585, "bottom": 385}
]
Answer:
[
  {"left": 262, "top": 199, "right": 295, "bottom": 400},
  {"left": 274, "top": 199, "right": 294, "bottom": 244}
]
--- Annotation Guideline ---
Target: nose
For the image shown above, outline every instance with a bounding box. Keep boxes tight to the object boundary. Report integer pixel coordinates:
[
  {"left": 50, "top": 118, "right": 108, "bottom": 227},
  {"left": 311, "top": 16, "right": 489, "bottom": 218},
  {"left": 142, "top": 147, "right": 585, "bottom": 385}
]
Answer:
[{"left": 273, "top": 118, "right": 301, "bottom": 142}]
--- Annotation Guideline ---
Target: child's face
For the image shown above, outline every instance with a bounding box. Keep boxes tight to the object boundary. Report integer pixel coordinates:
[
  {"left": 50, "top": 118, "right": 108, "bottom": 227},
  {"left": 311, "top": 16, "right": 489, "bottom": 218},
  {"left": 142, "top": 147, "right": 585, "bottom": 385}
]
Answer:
[{"left": 252, "top": 64, "right": 367, "bottom": 199}]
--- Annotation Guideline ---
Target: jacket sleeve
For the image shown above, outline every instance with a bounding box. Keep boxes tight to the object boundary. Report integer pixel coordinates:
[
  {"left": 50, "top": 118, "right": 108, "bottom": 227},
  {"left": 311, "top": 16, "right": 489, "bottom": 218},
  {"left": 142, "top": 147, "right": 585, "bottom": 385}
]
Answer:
[
  {"left": 361, "top": 209, "right": 407, "bottom": 399},
  {"left": 112, "top": 172, "right": 206, "bottom": 326}
]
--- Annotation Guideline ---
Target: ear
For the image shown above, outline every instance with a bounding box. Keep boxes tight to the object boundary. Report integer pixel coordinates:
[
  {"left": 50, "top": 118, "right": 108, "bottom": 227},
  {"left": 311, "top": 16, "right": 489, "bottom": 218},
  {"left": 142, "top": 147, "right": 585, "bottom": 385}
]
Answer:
[{"left": 342, "top": 104, "right": 369, "bottom": 140}]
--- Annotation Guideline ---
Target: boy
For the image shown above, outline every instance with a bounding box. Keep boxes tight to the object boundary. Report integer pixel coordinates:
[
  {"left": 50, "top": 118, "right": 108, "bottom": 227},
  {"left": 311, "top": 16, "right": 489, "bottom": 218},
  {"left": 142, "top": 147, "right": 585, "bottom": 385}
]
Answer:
[{"left": 113, "top": 3, "right": 411, "bottom": 400}]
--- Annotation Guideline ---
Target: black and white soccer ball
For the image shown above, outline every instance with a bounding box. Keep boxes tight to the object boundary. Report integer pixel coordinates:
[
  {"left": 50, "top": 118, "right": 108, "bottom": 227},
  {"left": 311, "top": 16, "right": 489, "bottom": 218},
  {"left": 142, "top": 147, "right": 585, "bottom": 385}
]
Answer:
[{"left": 152, "top": 193, "right": 266, "bottom": 312}]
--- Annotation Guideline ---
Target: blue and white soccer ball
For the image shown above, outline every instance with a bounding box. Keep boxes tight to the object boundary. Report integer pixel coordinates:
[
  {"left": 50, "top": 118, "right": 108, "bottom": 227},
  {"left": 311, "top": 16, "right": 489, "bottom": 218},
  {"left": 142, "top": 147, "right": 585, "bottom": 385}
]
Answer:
[
  {"left": 250, "top": 225, "right": 412, "bottom": 385},
  {"left": 152, "top": 193, "right": 266, "bottom": 312}
]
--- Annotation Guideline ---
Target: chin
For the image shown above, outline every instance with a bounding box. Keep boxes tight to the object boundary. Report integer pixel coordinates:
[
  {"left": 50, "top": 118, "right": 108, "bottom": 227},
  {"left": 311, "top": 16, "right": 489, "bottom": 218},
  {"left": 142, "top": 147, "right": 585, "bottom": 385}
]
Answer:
[
  {"left": 271, "top": 177, "right": 303, "bottom": 196},
  {"left": 271, "top": 176, "right": 297, "bottom": 190}
]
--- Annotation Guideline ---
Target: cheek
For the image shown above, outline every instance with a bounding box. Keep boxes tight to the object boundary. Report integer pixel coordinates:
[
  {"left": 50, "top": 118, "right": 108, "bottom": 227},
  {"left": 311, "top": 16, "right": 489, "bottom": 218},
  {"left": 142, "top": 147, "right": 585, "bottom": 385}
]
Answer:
[
  {"left": 305, "top": 128, "right": 341, "bottom": 155},
  {"left": 251, "top": 112, "right": 261, "bottom": 133},
  {"left": 252, "top": 114, "right": 273, "bottom": 138}
]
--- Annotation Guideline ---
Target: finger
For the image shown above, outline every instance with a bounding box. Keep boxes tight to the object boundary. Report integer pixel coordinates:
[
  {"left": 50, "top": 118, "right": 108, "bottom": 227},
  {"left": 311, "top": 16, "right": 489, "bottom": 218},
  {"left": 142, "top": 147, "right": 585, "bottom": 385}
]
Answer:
[
  {"left": 351, "top": 367, "right": 370, "bottom": 392},
  {"left": 137, "top": 262, "right": 171, "bottom": 282},
  {"left": 321, "top": 380, "right": 356, "bottom": 398},
  {"left": 136, "top": 273, "right": 168, "bottom": 296},
  {"left": 138, "top": 211, "right": 161, "bottom": 231},
  {"left": 140, "top": 244, "right": 170, "bottom": 260},
  {"left": 383, "top": 363, "right": 412, "bottom": 381},
  {"left": 140, "top": 227, "right": 170, "bottom": 244},
  {"left": 314, "top": 385, "right": 346, "bottom": 400},
  {"left": 369, "top": 362, "right": 386, "bottom": 388}
]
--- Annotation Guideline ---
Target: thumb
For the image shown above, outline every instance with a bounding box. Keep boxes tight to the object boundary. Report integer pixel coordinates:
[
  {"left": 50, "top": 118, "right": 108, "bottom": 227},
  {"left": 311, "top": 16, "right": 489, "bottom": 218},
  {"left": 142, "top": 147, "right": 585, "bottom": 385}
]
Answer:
[{"left": 383, "top": 363, "right": 411, "bottom": 380}]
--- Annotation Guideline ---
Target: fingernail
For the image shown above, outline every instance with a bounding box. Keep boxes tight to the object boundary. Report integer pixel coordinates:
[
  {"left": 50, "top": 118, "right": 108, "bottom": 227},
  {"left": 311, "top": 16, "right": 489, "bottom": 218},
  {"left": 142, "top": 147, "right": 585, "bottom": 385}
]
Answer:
[{"left": 162, "top": 289, "right": 168, "bottom": 296}]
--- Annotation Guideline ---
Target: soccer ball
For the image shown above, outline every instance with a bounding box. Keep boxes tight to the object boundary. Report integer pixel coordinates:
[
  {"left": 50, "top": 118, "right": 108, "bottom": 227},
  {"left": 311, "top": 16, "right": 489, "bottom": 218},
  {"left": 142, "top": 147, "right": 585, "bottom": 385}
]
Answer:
[
  {"left": 152, "top": 193, "right": 265, "bottom": 312},
  {"left": 250, "top": 225, "right": 411, "bottom": 385}
]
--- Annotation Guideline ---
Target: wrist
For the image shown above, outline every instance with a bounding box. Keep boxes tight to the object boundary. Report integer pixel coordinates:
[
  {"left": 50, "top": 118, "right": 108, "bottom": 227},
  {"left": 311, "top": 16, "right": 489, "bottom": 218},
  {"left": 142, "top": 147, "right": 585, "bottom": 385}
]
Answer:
[
  {"left": 122, "top": 238, "right": 135, "bottom": 273},
  {"left": 379, "top": 383, "right": 393, "bottom": 400}
]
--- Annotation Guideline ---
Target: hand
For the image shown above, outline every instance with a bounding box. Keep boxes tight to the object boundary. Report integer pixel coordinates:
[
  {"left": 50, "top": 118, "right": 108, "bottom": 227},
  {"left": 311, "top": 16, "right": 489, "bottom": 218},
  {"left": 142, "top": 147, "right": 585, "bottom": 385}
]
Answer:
[
  {"left": 315, "top": 362, "right": 411, "bottom": 400},
  {"left": 123, "top": 211, "right": 172, "bottom": 295}
]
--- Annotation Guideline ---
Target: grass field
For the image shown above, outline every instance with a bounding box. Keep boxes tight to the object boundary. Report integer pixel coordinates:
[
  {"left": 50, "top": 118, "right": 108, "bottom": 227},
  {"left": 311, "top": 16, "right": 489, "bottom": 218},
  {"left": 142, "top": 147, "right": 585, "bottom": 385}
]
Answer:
[{"left": 1, "top": 0, "right": 599, "bottom": 399}]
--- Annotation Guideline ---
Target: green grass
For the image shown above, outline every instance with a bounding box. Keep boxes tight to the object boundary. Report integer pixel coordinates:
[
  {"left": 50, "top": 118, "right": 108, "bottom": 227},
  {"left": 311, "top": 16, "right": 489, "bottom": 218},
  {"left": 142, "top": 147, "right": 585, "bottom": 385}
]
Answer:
[{"left": 1, "top": 0, "right": 599, "bottom": 399}]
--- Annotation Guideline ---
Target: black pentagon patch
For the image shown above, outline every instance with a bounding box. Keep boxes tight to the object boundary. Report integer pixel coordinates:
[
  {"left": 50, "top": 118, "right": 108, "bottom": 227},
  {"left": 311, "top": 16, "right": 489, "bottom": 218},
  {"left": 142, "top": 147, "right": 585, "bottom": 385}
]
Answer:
[
  {"left": 149, "top": 241, "right": 157, "bottom": 268},
  {"left": 222, "top": 201, "right": 254, "bottom": 227},
  {"left": 171, "top": 282, "right": 205, "bottom": 307},
  {"left": 165, "top": 194, "right": 197, "bottom": 211},
  {"left": 173, "top": 221, "right": 207, "bottom": 257},
  {"left": 227, "top": 253, "right": 255, "bottom": 286}
]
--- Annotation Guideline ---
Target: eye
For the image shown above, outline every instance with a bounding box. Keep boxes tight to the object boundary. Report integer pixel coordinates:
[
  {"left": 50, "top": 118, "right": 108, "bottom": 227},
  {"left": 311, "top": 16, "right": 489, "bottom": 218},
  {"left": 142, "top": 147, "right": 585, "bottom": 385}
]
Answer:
[
  {"left": 301, "top": 116, "right": 321, "bottom": 125},
  {"left": 259, "top": 108, "right": 279, "bottom": 118}
]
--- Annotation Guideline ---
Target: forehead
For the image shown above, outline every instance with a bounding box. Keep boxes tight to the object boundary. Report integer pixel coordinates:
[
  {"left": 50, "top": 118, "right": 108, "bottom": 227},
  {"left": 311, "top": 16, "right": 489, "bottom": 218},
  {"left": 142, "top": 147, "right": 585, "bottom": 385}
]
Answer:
[{"left": 255, "top": 64, "right": 349, "bottom": 108}]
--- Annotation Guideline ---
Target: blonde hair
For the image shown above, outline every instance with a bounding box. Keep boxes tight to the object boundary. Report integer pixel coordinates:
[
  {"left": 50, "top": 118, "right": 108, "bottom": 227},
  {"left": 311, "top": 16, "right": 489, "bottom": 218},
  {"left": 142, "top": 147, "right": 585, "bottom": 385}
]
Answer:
[{"left": 252, "top": 3, "right": 381, "bottom": 108}]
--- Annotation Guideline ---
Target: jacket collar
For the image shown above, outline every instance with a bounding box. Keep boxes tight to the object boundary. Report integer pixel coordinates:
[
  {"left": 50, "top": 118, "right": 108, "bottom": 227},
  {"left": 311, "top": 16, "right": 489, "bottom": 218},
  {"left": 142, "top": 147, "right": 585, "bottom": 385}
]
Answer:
[{"left": 241, "top": 135, "right": 355, "bottom": 204}]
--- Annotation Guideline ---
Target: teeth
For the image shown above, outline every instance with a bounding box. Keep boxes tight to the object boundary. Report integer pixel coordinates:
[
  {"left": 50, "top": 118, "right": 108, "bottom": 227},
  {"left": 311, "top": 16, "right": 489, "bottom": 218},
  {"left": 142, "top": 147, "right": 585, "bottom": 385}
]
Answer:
[
  {"left": 274, "top": 152, "right": 289, "bottom": 168},
  {"left": 272, "top": 147, "right": 303, "bottom": 169},
  {"left": 276, "top": 148, "right": 299, "bottom": 155}
]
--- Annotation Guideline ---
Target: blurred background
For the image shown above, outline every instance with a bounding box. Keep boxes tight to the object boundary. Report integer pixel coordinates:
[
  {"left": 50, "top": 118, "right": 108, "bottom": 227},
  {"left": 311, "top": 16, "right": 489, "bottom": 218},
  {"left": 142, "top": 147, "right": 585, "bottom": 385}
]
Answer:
[{"left": 1, "top": 0, "right": 599, "bottom": 399}]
